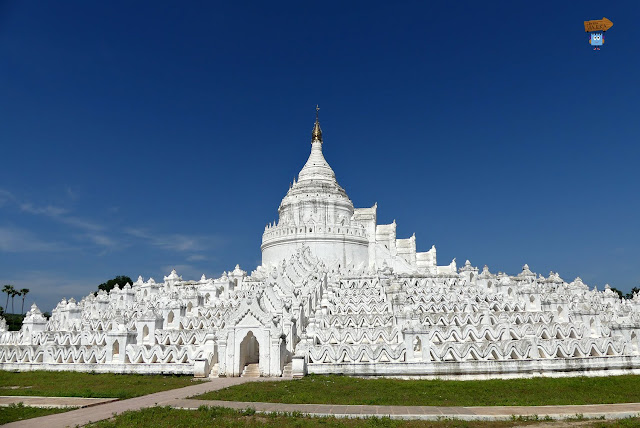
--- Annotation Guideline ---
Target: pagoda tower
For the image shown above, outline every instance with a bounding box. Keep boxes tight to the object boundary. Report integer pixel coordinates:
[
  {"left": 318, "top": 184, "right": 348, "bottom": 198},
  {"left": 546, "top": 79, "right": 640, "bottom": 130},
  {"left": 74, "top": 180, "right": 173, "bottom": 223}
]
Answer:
[{"left": 261, "top": 107, "right": 369, "bottom": 268}]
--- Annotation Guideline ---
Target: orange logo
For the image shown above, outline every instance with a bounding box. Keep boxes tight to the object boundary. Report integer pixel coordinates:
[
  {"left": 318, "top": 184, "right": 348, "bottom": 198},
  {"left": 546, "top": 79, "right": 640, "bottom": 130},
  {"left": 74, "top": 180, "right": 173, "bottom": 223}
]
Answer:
[{"left": 584, "top": 17, "right": 613, "bottom": 33}]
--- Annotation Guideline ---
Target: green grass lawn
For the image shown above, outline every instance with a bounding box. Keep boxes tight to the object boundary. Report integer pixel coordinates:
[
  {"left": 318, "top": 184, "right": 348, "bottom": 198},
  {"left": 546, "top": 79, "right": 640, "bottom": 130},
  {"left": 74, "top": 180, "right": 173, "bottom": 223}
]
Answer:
[
  {"left": 83, "top": 406, "right": 640, "bottom": 428},
  {"left": 196, "top": 374, "right": 640, "bottom": 407},
  {"left": 0, "top": 403, "right": 70, "bottom": 425},
  {"left": 0, "top": 371, "right": 199, "bottom": 399}
]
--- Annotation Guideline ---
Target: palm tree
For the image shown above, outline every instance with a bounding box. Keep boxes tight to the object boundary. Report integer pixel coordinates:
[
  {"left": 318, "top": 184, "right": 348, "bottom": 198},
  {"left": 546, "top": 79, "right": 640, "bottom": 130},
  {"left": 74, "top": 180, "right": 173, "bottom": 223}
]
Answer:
[
  {"left": 20, "top": 289, "right": 29, "bottom": 314},
  {"left": 2, "top": 285, "right": 14, "bottom": 313},
  {"left": 10, "top": 289, "right": 19, "bottom": 313}
]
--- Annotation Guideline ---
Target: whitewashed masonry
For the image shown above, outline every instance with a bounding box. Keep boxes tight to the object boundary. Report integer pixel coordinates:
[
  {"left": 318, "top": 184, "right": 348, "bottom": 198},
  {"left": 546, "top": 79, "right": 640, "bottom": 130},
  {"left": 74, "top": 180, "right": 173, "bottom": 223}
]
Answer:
[{"left": 2, "top": 112, "right": 640, "bottom": 379}]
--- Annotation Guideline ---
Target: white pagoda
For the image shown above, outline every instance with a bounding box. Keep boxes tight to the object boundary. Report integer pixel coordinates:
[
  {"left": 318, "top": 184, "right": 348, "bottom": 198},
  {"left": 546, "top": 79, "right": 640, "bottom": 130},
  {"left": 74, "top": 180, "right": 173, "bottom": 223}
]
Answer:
[{"left": 2, "top": 110, "right": 640, "bottom": 379}]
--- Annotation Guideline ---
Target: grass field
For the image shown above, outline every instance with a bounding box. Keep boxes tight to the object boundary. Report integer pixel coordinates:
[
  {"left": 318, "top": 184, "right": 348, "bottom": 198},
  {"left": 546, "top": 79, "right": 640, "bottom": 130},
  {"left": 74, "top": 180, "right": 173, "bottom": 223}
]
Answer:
[
  {"left": 84, "top": 406, "right": 640, "bottom": 428},
  {"left": 0, "top": 371, "right": 199, "bottom": 399},
  {"left": 0, "top": 403, "right": 69, "bottom": 425},
  {"left": 196, "top": 374, "right": 640, "bottom": 407}
]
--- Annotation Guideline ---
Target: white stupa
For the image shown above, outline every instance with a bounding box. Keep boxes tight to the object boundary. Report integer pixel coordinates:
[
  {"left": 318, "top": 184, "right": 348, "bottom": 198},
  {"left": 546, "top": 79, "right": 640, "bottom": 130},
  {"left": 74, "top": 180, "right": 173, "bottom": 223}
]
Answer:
[{"left": 1, "top": 110, "right": 639, "bottom": 379}]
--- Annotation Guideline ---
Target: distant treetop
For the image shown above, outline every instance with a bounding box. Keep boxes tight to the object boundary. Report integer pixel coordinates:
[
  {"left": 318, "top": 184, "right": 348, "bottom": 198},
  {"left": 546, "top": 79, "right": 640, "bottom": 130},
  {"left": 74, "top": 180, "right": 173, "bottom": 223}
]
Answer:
[{"left": 98, "top": 276, "right": 133, "bottom": 294}]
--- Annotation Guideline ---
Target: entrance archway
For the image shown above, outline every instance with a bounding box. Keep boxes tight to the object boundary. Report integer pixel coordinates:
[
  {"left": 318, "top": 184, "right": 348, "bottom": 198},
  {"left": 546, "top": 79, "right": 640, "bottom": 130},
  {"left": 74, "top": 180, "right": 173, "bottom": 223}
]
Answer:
[
  {"left": 239, "top": 331, "right": 260, "bottom": 372},
  {"left": 112, "top": 341, "right": 119, "bottom": 361}
]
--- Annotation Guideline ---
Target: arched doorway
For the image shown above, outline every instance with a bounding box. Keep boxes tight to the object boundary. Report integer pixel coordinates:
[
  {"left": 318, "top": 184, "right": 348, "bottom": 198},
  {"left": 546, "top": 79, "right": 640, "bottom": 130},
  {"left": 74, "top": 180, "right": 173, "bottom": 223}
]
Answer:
[
  {"left": 112, "top": 341, "right": 119, "bottom": 362},
  {"left": 239, "top": 331, "right": 260, "bottom": 374}
]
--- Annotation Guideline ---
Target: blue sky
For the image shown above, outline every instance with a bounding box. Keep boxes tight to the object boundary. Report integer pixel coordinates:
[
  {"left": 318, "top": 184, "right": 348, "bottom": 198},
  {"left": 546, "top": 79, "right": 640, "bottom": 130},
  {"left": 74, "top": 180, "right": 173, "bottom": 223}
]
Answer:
[{"left": 1, "top": 1, "right": 639, "bottom": 312}]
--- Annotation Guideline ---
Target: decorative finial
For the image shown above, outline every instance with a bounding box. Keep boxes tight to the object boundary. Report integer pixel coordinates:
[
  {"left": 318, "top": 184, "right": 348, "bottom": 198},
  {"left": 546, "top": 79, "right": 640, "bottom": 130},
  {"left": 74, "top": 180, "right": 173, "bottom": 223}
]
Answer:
[{"left": 312, "top": 105, "right": 322, "bottom": 143}]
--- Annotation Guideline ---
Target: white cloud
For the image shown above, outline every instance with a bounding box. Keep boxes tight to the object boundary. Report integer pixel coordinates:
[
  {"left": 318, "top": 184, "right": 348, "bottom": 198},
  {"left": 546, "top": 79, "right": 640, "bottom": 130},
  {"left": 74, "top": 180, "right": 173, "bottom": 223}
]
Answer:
[
  {"left": 80, "top": 233, "right": 118, "bottom": 249},
  {"left": 66, "top": 187, "right": 78, "bottom": 200},
  {"left": 20, "top": 203, "right": 68, "bottom": 217},
  {"left": 186, "top": 254, "right": 207, "bottom": 262},
  {"left": 0, "top": 188, "right": 15, "bottom": 207},
  {"left": 2, "top": 188, "right": 224, "bottom": 255},
  {"left": 58, "top": 216, "right": 103, "bottom": 232},
  {"left": 16, "top": 198, "right": 110, "bottom": 249},
  {"left": 0, "top": 226, "right": 70, "bottom": 253},
  {"left": 126, "top": 228, "right": 210, "bottom": 252},
  {"left": 20, "top": 202, "right": 103, "bottom": 232}
]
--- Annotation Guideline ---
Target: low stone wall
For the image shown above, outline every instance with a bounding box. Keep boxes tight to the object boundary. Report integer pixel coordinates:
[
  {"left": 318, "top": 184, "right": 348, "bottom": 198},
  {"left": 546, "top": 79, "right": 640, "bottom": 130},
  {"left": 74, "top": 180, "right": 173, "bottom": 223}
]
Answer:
[
  {"left": 308, "top": 355, "right": 640, "bottom": 380},
  {"left": 0, "top": 362, "right": 194, "bottom": 375}
]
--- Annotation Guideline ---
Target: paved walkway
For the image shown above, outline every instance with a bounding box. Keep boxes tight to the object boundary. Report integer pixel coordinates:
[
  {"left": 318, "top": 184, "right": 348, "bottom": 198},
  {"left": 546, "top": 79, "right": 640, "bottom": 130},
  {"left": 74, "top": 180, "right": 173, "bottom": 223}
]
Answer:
[
  {"left": 172, "top": 399, "right": 640, "bottom": 421},
  {"left": 4, "top": 377, "right": 640, "bottom": 427},
  {"left": 2, "top": 377, "right": 279, "bottom": 428},
  {"left": 0, "top": 396, "right": 118, "bottom": 409}
]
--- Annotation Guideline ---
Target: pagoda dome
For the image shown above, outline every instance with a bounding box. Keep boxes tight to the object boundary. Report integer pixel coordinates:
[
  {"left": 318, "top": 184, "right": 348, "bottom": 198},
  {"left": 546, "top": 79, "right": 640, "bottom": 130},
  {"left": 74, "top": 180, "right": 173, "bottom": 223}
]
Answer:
[
  {"left": 261, "top": 107, "right": 368, "bottom": 268},
  {"left": 277, "top": 108, "right": 354, "bottom": 226}
]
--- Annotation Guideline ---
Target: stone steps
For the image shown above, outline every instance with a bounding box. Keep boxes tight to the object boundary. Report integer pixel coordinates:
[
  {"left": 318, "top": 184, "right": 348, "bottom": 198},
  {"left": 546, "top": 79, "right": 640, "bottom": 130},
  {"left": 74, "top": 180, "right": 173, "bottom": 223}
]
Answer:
[
  {"left": 282, "top": 362, "right": 292, "bottom": 378},
  {"left": 241, "top": 363, "right": 260, "bottom": 377}
]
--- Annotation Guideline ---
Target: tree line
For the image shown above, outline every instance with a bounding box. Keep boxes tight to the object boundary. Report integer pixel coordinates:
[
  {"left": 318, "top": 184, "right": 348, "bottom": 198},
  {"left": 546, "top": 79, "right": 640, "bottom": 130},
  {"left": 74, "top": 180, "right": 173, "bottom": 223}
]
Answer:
[
  {"left": 1, "top": 276, "right": 135, "bottom": 316},
  {"left": 609, "top": 286, "right": 640, "bottom": 300},
  {"left": 1, "top": 285, "right": 30, "bottom": 315}
]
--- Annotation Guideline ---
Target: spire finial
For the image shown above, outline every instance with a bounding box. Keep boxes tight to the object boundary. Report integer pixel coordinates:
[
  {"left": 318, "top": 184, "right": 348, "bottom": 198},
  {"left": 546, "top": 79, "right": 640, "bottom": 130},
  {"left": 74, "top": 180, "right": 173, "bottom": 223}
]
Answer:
[{"left": 312, "top": 105, "right": 322, "bottom": 143}]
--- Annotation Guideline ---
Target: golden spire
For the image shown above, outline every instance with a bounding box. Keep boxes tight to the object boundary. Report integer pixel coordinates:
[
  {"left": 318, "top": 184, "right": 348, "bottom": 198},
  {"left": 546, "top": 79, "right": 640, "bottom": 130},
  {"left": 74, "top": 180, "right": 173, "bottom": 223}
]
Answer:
[{"left": 311, "top": 104, "right": 322, "bottom": 143}]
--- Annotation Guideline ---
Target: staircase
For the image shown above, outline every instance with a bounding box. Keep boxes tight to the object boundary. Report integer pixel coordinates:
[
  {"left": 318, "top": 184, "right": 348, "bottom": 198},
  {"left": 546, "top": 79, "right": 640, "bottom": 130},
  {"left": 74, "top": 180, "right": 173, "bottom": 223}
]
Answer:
[
  {"left": 282, "top": 362, "right": 293, "bottom": 378},
  {"left": 241, "top": 363, "right": 260, "bottom": 378}
]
